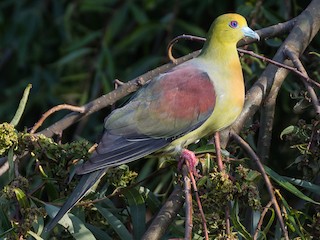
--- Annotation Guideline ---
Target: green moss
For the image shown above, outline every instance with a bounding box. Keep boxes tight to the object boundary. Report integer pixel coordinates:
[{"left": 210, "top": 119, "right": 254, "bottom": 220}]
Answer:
[
  {"left": 0, "top": 122, "right": 18, "bottom": 155},
  {"left": 106, "top": 165, "right": 138, "bottom": 188}
]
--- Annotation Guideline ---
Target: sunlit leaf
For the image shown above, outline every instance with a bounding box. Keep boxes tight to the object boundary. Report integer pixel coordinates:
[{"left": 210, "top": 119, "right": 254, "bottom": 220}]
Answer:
[
  {"left": 265, "top": 165, "right": 320, "bottom": 205},
  {"left": 96, "top": 204, "right": 132, "bottom": 240}
]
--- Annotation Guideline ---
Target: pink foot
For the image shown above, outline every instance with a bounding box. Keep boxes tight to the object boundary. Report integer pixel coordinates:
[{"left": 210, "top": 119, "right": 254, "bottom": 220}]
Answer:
[{"left": 178, "top": 149, "right": 199, "bottom": 173}]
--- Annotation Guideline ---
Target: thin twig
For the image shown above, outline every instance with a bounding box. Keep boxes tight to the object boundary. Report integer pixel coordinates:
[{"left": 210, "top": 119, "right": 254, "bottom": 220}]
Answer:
[
  {"left": 182, "top": 165, "right": 193, "bottom": 240},
  {"left": 213, "top": 132, "right": 231, "bottom": 236},
  {"left": 213, "top": 132, "right": 224, "bottom": 171},
  {"left": 253, "top": 200, "right": 273, "bottom": 239},
  {"left": 167, "top": 34, "right": 320, "bottom": 89},
  {"left": 167, "top": 34, "right": 206, "bottom": 63},
  {"left": 230, "top": 131, "right": 289, "bottom": 240},
  {"left": 185, "top": 160, "right": 209, "bottom": 240},
  {"left": 30, "top": 104, "right": 85, "bottom": 134},
  {"left": 238, "top": 48, "right": 320, "bottom": 88},
  {"left": 284, "top": 47, "right": 320, "bottom": 116}
]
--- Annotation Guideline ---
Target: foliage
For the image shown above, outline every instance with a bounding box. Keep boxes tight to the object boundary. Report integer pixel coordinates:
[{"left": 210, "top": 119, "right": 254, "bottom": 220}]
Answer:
[{"left": 0, "top": 0, "right": 320, "bottom": 239}]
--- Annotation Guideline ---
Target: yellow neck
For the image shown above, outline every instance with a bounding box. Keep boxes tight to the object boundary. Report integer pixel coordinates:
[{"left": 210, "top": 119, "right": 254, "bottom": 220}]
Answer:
[{"left": 199, "top": 37, "right": 238, "bottom": 64}]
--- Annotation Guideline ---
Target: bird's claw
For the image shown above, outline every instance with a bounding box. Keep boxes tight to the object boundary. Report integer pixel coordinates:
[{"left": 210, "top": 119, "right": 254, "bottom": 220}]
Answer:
[{"left": 178, "top": 149, "right": 200, "bottom": 177}]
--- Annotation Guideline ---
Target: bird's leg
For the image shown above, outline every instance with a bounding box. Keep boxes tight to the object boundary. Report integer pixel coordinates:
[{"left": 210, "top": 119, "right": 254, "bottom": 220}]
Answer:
[
  {"left": 178, "top": 149, "right": 199, "bottom": 175},
  {"left": 179, "top": 149, "right": 209, "bottom": 239},
  {"left": 213, "top": 132, "right": 224, "bottom": 171}
]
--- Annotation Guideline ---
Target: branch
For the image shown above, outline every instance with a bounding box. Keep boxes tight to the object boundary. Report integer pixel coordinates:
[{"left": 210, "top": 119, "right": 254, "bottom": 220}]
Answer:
[
  {"left": 37, "top": 53, "right": 197, "bottom": 137},
  {"left": 30, "top": 104, "right": 85, "bottom": 134},
  {"left": 37, "top": 17, "right": 296, "bottom": 138},
  {"left": 182, "top": 165, "right": 193, "bottom": 240},
  {"left": 221, "top": 0, "right": 320, "bottom": 152},
  {"left": 284, "top": 46, "right": 320, "bottom": 116},
  {"left": 142, "top": 186, "right": 184, "bottom": 240},
  {"left": 231, "top": 132, "right": 289, "bottom": 240}
]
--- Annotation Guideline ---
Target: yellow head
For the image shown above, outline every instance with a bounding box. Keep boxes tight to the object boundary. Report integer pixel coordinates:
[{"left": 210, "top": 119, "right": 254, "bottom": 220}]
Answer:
[{"left": 204, "top": 13, "right": 259, "bottom": 46}]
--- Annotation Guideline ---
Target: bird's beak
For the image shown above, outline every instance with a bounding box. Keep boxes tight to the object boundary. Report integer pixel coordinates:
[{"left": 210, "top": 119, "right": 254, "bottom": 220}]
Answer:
[{"left": 242, "top": 26, "right": 260, "bottom": 41}]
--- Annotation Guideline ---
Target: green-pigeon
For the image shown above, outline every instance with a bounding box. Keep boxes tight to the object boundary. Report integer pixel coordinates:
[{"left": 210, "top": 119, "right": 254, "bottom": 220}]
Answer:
[{"left": 45, "top": 13, "right": 259, "bottom": 232}]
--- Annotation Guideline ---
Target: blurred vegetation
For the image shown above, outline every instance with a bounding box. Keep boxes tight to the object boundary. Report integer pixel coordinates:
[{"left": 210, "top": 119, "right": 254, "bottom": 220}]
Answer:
[{"left": 0, "top": 0, "right": 320, "bottom": 239}]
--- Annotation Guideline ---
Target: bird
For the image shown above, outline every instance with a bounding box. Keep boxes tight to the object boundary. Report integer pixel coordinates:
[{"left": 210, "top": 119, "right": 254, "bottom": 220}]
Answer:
[{"left": 45, "top": 13, "right": 259, "bottom": 232}]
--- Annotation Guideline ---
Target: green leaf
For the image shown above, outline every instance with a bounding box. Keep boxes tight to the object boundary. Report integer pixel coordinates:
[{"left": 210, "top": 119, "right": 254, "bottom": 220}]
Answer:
[
  {"left": 13, "top": 188, "right": 29, "bottom": 208},
  {"left": 45, "top": 204, "right": 73, "bottom": 231},
  {"left": 27, "top": 230, "right": 43, "bottom": 240},
  {"left": 230, "top": 201, "right": 252, "bottom": 240},
  {"left": 65, "top": 31, "right": 102, "bottom": 52},
  {"left": 140, "top": 186, "right": 161, "bottom": 213},
  {"left": 0, "top": 207, "right": 12, "bottom": 231},
  {"left": 282, "top": 176, "right": 320, "bottom": 195},
  {"left": 123, "top": 188, "right": 146, "bottom": 240},
  {"left": 85, "top": 223, "right": 113, "bottom": 240},
  {"left": 278, "top": 195, "right": 306, "bottom": 239},
  {"left": 55, "top": 48, "right": 93, "bottom": 67},
  {"left": 96, "top": 204, "right": 132, "bottom": 240},
  {"left": 45, "top": 204, "right": 95, "bottom": 239},
  {"left": 309, "top": 52, "right": 320, "bottom": 58},
  {"left": 280, "top": 125, "right": 299, "bottom": 140},
  {"left": 8, "top": 147, "right": 14, "bottom": 181},
  {"left": 261, "top": 207, "right": 275, "bottom": 239},
  {"left": 10, "top": 84, "right": 32, "bottom": 127},
  {"left": 264, "top": 165, "right": 320, "bottom": 205}
]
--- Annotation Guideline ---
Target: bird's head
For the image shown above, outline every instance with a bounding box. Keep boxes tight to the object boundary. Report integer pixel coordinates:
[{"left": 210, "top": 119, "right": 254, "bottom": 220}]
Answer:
[{"left": 206, "top": 13, "right": 260, "bottom": 45}]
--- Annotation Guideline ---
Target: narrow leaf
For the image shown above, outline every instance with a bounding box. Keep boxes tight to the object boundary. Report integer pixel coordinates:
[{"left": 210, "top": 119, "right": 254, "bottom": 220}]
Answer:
[
  {"left": 13, "top": 188, "right": 29, "bottom": 208},
  {"left": 230, "top": 201, "right": 252, "bottom": 240},
  {"left": 10, "top": 84, "right": 32, "bottom": 126},
  {"left": 282, "top": 176, "right": 320, "bottom": 195},
  {"left": 264, "top": 165, "right": 320, "bottom": 205},
  {"left": 96, "top": 204, "right": 132, "bottom": 240},
  {"left": 123, "top": 188, "right": 146, "bottom": 240}
]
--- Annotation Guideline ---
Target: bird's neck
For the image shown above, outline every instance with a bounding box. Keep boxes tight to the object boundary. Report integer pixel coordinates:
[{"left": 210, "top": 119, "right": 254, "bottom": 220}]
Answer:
[{"left": 198, "top": 38, "right": 239, "bottom": 64}]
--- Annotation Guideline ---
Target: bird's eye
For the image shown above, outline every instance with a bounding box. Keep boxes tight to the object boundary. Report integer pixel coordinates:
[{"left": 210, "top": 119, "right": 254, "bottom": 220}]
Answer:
[{"left": 229, "top": 20, "right": 238, "bottom": 28}]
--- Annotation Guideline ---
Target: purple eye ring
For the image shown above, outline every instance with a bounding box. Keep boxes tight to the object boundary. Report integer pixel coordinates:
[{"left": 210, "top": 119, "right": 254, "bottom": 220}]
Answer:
[{"left": 229, "top": 20, "right": 238, "bottom": 28}]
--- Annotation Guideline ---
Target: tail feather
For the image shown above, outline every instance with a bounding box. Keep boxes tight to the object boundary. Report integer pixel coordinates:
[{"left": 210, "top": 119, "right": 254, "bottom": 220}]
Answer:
[{"left": 44, "top": 169, "right": 107, "bottom": 232}]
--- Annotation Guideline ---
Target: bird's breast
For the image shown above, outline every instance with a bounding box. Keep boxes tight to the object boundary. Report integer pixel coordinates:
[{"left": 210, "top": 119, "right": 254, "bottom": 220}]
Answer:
[{"left": 164, "top": 58, "right": 245, "bottom": 154}]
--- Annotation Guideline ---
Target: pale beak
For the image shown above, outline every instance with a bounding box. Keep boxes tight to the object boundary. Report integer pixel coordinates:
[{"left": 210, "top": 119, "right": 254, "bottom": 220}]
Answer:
[{"left": 242, "top": 26, "right": 260, "bottom": 41}]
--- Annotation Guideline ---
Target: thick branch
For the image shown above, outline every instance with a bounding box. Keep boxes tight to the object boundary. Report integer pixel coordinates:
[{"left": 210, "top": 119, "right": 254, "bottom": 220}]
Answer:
[
  {"left": 142, "top": 186, "right": 184, "bottom": 240},
  {"left": 221, "top": 0, "right": 320, "bottom": 151},
  {"left": 38, "top": 18, "right": 296, "bottom": 138}
]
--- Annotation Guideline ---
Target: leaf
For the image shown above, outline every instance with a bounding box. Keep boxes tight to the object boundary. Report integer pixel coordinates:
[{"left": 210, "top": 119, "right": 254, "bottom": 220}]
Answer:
[
  {"left": 261, "top": 207, "right": 275, "bottom": 239},
  {"left": 278, "top": 193, "right": 306, "bottom": 239},
  {"left": 65, "top": 31, "right": 102, "bottom": 52},
  {"left": 140, "top": 186, "right": 161, "bottom": 213},
  {"left": 27, "top": 230, "right": 43, "bottom": 240},
  {"left": 282, "top": 176, "right": 320, "bottom": 195},
  {"left": 8, "top": 147, "right": 14, "bottom": 181},
  {"left": 0, "top": 207, "right": 12, "bottom": 232},
  {"left": 68, "top": 214, "right": 96, "bottom": 240},
  {"left": 10, "top": 84, "right": 32, "bottom": 127},
  {"left": 13, "top": 188, "right": 29, "bottom": 208},
  {"left": 45, "top": 204, "right": 73, "bottom": 232},
  {"left": 45, "top": 204, "right": 95, "bottom": 239},
  {"left": 309, "top": 51, "right": 320, "bottom": 58},
  {"left": 55, "top": 48, "right": 93, "bottom": 67},
  {"left": 96, "top": 204, "right": 132, "bottom": 240},
  {"left": 123, "top": 188, "right": 146, "bottom": 240},
  {"left": 280, "top": 125, "right": 299, "bottom": 139},
  {"left": 264, "top": 165, "right": 320, "bottom": 205},
  {"left": 85, "top": 223, "right": 113, "bottom": 240},
  {"left": 230, "top": 201, "right": 252, "bottom": 240}
]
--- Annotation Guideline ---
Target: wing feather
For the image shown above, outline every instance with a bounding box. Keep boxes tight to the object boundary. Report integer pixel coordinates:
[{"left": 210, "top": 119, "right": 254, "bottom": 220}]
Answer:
[{"left": 77, "top": 62, "right": 216, "bottom": 174}]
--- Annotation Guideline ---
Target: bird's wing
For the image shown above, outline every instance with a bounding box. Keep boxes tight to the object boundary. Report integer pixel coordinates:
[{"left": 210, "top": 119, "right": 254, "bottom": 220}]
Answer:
[{"left": 77, "top": 63, "right": 216, "bottom": 174}]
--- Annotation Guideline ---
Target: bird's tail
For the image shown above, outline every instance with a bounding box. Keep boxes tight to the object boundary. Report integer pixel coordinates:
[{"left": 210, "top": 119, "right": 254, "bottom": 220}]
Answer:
[{"left": 44, "top": 169, "right": 107, "bottom": 232}]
